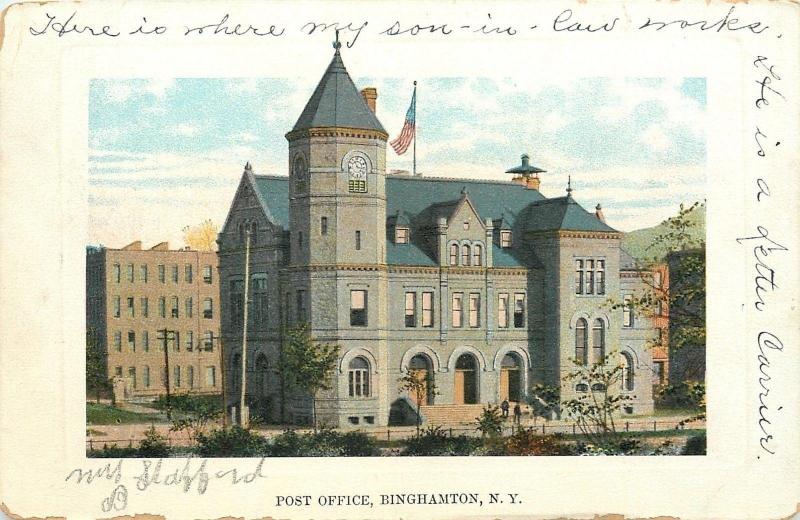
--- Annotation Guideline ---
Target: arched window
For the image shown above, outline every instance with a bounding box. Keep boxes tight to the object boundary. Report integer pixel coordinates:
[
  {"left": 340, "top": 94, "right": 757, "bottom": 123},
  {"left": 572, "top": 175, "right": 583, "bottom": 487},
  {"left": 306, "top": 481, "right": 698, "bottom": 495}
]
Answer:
[
  {"left": 449, "top": 244, "right": 459, "bottom": 266},
  {"left": 592, "top": 319, "right": 605, "bottom": 362},
  {"left": 621, "top": 352, "right": 634, "bottom": 391},
  {"left": 575, "top": 318, "right": 588, "bottom": 365},
  {"left": 250, "top": 221, "right": 258, "bottom": 246},
  {"left": 293, "top": 156, "right": 306, "bottom": 192},
  {"left": 472, "top": 244, "right": 482, "bottom": 266},
  {"left": 255, "top": 354, "right": 269, "bottom": 397},
  {"left": 461, "top": 244, "right": 471, "bottom": 266},
  {"left": 348, "top": 356, "right": 370, "bottom": 397}
]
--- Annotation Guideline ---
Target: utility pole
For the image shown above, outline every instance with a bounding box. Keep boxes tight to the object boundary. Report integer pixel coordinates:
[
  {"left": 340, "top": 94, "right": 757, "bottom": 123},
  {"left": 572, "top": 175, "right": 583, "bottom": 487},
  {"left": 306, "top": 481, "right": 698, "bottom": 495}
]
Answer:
[
  {"left": 239, "top": 229, "right": 251, "bottom": 427},
  {"left": 159, "top": 328, "right": 173, "bottom": 420},
  {"left": 215, "top": 332, "right": 227, "bottom": 428}
]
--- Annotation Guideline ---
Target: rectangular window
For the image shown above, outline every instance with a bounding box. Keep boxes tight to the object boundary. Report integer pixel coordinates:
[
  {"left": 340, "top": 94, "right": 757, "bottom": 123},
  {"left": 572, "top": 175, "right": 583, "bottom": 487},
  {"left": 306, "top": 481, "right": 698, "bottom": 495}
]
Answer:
[
  {"left": 451, "top": 293, "right": 463, "bottom": 328},
  {"left": 113, "top": 331, "right": 122, "bottom": 352},
  {"left": 500, "top": 230, "right": 512, "bottom": 248},
  {"left": 143, "top": 366, "right": 151, "bottom": 388},
  {"left": 321, "top": 216, "right": 328, "bottom": 235},
  {"left": 188, "top": 366, "right": 195, "bottom": 389},
  {"left": 158, "top": 297, "right": 166, "bottom": 318},
  {"left": 128, "top": 367, "right": 136, "bottom": 388},
  {"left": 206, "top": 366, "right": 216, "bottom": 387},
  {"left": 185, "top": 297, "right": 193, "bottom": 318},
  {"left": 395, "top": 228, "right": 409, "bottom": 244},
  {"left": 114, "top": 366, "right": 122, "bottom": 378},
  {"left": 161, "top": 367, "right": 168, "bottom": 386},
  {"left": 653, "top": 361, "right": 665, "bottom": 384},
  {"left": 173, "top": 331, "right": 180, "bottom": 352},
  {"left": 469, "top": 293, "right": 480, "bottom": 328},
  {"left": 350, "top": 290, "right": 367, "bottom": 326},
  {"left": 127, "top": 330, "right": 135, "bottom": 352},
  {"left": 142, "top": 330, "right": 149, "bottom": 352},
  {"left": 623, "top": 295, "right": 633, "bottom": 327},
  {"left": 185, "top": 264, "right": 193, "bottom": 283},
  {"left": 585, "top": 260, "right": 595, "bottom": 294},
  {"left": 253, "top": 278, "right": 268, "bottom": 326},
  {"left": 127, "top": 297, "right": 135, "bottom": 317},
  {"left": 127, "top": 264, "right": 134, "bottom": 283},
  {"left": 113, "top": 296, "right": 120, "bottom": 318},
  {"left": 404, "top": 292, "right": 416, "bottom": 327},
  {"left": 596, "top": 260, "right": 605, "bottom": 294},
  {"left": 513, "top": 293, "right": 526, "bottom": 328},
  {"left": 140, "top": 264, "right": 148, "bottom": 283},
  {"left": 203, "top": 265, "right": 213, "bottom": 284},
  {"left": 186, "top": 331, "right": 194, "bottom": 351},
  {"left": 203, "top": 331, "right": 214, "bottom": 351},
  {"left": 575, "top": 260, "right": 584, "bottom": 295},
  {"left": 140, "top": 297, "right": 149, "bottom": 317},
  {"left": 355, "top": 230, "right": 362, "bottom": 250},
  {"left": 171, "top": 296, "right": 179, "bottom": 318},
  {"left": 158, "top": 264, "right": 165, "bottom": 283},
  {"left": 449, "top": 245, "right": 458, "bottom": 266},
  {"left": 422, "top": 292, "right": 434, "bottom": 327},
  {"left": 173, "top": 366, "right": 181, "bottom": 388},
  {"left": 113, "top": 264, "right": 121, "bottom": 283},
  {"left": 498, "top": 293, "right": 509, "bottom": 328},
  {"left": 171, "top": 265, "right": 179, "bottom": 283},
  {"left": 203, "top": 298, "right": 213, "bottom": 319},
  {"left": 296, "top": 290, "right": 307, "bottom": 323}
]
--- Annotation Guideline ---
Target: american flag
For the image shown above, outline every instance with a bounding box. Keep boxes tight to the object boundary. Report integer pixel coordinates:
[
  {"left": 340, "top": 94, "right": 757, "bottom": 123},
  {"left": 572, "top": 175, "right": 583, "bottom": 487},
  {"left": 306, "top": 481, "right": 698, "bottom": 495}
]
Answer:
[{"left": 390, "top": 85, "right": 416, "bottom": 155}]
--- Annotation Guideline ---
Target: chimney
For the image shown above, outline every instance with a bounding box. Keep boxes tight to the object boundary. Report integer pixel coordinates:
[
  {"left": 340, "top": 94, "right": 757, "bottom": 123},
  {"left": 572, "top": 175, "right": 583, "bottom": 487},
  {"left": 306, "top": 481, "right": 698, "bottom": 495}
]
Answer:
[
  {"left": 361, "top": 87, "right": 377, "bottom": 113},
  {"left": 595, "top": 204, "right": 606, "bottom": 223},
  {"left": 122, "top": 240, "right": 142, "bottom": 250}
]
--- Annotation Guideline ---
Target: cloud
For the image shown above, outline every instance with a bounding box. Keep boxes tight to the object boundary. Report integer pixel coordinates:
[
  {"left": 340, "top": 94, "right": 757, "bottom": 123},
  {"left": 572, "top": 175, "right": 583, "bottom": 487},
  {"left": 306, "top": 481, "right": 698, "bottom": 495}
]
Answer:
[
  {"left": 640, "top": 125, "right": 671, "bottom": 152},
  {"left": 172, "top": 123, "right": 201, "bottom": 137}
]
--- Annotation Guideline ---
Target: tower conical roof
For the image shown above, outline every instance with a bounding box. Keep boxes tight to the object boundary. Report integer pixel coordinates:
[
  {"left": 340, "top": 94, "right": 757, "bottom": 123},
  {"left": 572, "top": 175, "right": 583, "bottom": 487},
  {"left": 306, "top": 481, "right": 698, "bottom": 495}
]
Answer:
[{"left": 291, "top": 48, "right": 386, "bottom": 133}]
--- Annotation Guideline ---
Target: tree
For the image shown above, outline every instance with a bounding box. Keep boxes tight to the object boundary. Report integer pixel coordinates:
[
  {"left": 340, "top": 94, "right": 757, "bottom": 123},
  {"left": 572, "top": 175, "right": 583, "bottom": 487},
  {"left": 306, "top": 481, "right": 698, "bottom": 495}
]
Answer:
[
  {"left": 528, "top": 383, "right": 560, "bottom": 420},
  {"left": 398, "top": 371, "right": 438, "bottom": 437},
  {"left": 561, "top": 353, "right": 632, "bottom": 449},
  {"left": 475, "top": 404, "right": 504, "bottom": 438},
  {"left": 169, "top": 394, "right": 223, "bottom": 446},
  {"left": 182, "top": 219, "right": 219, "bottom": 251},
  {"left": 86, "top": 327, "right": 111, "bottom": 403},
  {"left": 281, "top": 324, "right": 339, "bottom": 431}
]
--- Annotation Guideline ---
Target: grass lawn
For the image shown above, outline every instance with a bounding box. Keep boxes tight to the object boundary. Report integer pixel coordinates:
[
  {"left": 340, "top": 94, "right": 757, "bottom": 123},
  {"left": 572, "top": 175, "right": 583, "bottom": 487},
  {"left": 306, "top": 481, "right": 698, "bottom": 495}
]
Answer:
[
  {"left": 86, "top": 403, "right": 165, "bottom": 425},
  {"left": 652, "top": 407, "right": 705, "bottom": 417}
]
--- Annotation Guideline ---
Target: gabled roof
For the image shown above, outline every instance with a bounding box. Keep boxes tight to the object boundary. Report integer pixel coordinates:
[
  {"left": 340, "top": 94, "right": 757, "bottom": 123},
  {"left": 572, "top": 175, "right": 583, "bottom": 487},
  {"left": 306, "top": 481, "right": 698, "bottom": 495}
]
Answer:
[
  {"left": 291, "top": 49, "right": 386, "bottom": 133},
  {"left": 521, "top": 195, "right": 618, "bottom": 233},
  {"left": 249, "top": 174, "right": 616, "bottom": 267}
]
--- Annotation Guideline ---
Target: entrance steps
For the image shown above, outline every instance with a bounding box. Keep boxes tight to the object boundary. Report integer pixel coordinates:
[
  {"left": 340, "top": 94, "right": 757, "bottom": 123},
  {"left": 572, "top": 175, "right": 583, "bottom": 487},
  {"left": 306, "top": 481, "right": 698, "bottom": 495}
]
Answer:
[{"left": 418, "top": 404, "right": 489, "bottom": 427}]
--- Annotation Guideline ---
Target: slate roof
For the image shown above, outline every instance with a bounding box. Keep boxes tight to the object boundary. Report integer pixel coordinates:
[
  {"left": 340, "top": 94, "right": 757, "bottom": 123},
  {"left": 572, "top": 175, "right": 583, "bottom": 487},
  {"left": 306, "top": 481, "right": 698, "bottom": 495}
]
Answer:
[
  {"left": 251, "top": 174, "right": 618, "bottom": 267},
  {"left": 291, "top": 49, "right": 386, "bottom": 133}
]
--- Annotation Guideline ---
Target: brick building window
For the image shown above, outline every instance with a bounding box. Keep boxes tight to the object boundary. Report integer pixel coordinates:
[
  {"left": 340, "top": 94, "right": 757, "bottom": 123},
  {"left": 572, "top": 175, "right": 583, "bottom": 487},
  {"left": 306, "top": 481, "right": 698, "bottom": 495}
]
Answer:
[
  {"left": 127, "top": 331, "right": 135, "bottom": 352},
  {"left": 127, "top": 297, "right": 135, "bottom": 317},
  {"left": 173, "top": 366, "right": 181, "bottom": 388},
  {"left": 185, "top": 264, "right": 193, "bottom": 283},
  {"left": 185, "top": 297, "right": 193, "bottom": 318},
  {"left": 113, "top": 331, "right": 121, "bottom": 352},
  {"left": 498, "top": 293, "right": 509, "bottom": 328},
  {"left": 143, "top": 366, "right": 150, "bottom": 388},
  {"left": 422, "top": 292, "right": 434, "bottom": 327},
  {"left": 596, "top": 260, "right": 605, "bottom": 294},
  {"left": 206, "top": 366, "right": 216, "bottom": 387},
  {"left": 451, "top": 293, "right": 463, "bottom": 328},
  {"left": 203, "top": 298, "right": 213, "bottom": 319},
  {"left": 513, "top": 293, "right": 525, "bottom": 328},
  {"left": 127, "top": 264, "right": 134, "bottom": 283},
  {"left": 461, "top": 245, "right": 471, "bottom": 266},
  {"left": 404, "top": 292, "right": 416, "bottom": 327},
  {"left": 128, "top": 367, "right": 136, "bottom": 389},
  {"left": 188, "top": 366, "right": 195, "bottom": 389},
  {"left": 575, "top": 318, "right": 588, "bottom": 365},
  {"left": 449, "top": 244, "right": 458, "bottom": 266},
  {"left": 203, "top": 265, "right": 213, "bottom": 284},
  {"left": 350, "top": 290, "right": 367, "bottom": 326},
  {"left": 158, "top": 264, "right": 165, "bottom": 283},
  {"left": 355, "top": 230, "right": 361, "bottom": 251},
  {"left": 621, "top": 352, "right": 634, "bottom": 391},
  {"left": 113, "top": 296, "right": 120, "bottom": 318},
  {"left": 171, "top": 265, "right": 179, "bottom": 283},
  {"left": 230, "top": 280, "right": 243, "bottom": 328},
  {"left": 252, "top": 277, "right": 268, "bottom": 326},
  {"left": 115, "top": 366, "right": 122, "bottom": 378},
  {"left": 141, "top": 297, "right": 149, "bottom": 317},
  {"left": 171, "top": 296, "right": 179, "bottom": 318},
  {"left": 348, "top": 357, "right": 370, "bottom": 397},
  {"left": 468, "top": 293, "right": 480, "bottom": 328},
  {"left": 140, "top": 264, "right": 148, "bottom": 283},
  {"left": 592, "top": 319, "right": 605, "bottom": 362},
  {"left": 158, "top": 297, "right": 166, "bottom": 318},
  {"left": 142, "top": 330, "right": 149, "bottom": 352},
  {"left": 113, "top": 263, "right": 121, "bottom": 283},
  {"left": 395, "top": 227, "right": 409, "bottom": 244},
  {"left": 186, "top": 331, "right": 194, "bottom": 351},
  {"left": 321, "top": 216, "right": 328, "bottom": 235},
  {"left": 500, "top": 230, "right": 512, "bottom": 248},
  {"left": 575, "top": 258, "right": 606, "bottom": 295},
  {"left": 623, "top": 295, "right": 633, "bottom": 327},
  {"left": 203, "top": 331, "right": 214, "bottom": 351}
]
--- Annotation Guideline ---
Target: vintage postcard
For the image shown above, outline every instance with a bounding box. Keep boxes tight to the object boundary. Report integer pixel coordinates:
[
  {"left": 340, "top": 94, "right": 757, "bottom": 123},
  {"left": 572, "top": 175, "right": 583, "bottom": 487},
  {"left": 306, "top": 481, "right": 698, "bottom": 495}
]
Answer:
[{"left": 0, "top": 0, "right": 798, "bottom": 519}]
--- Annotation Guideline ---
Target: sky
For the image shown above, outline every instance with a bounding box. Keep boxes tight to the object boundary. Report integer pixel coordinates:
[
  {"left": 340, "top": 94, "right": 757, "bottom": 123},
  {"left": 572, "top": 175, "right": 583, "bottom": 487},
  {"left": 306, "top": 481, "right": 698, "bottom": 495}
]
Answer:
[{"left": 88, "top": 69, "right": 706, "bottom": 248}]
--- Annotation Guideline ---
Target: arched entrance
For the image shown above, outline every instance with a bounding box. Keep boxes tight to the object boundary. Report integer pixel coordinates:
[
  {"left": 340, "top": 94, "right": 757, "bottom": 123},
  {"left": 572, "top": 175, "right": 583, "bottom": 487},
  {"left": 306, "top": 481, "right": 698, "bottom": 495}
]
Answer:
[
  {"left": 254, "top": 354, "right": 271, "bottom": 422},
  {"left": 454, "top": 354, "right": 479, "bottom": 404},
  {"left": 499, "top": 353, "right": 522, "bottom": 402},
  {"left": 408, "top": 354, "right": 434, "bottom": 406}
]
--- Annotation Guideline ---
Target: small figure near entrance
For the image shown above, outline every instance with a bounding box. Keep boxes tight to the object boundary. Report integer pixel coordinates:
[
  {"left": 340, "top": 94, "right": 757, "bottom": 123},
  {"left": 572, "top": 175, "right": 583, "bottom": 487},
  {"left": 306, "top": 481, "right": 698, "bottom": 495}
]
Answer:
[
  {"left": 501, "top": 399, "right": 510, "bottom": 418},
  {"left": 513, "top": 403, "right": 522, "bottom": 424}
]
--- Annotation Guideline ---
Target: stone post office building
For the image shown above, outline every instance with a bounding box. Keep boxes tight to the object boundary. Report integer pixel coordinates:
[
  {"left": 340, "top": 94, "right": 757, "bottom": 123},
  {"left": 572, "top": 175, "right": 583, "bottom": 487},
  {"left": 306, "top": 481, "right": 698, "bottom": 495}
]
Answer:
[{"left": 218, "top": 45, "right": 662, "bottom": 427}]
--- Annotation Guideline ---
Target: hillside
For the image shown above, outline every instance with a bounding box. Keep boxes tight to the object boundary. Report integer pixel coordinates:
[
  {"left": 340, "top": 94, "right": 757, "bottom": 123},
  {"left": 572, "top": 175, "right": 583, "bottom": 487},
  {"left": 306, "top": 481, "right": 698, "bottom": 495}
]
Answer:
[{"left": 621, "top": 203, "right": 706, "bottom": 262}]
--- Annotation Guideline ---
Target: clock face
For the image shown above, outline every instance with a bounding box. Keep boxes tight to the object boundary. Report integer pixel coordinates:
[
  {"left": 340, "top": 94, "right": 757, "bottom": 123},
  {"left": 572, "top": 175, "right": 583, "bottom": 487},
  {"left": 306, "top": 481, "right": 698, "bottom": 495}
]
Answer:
[{"left": 347, "top": 155, "right": 368, "bottom": 180}]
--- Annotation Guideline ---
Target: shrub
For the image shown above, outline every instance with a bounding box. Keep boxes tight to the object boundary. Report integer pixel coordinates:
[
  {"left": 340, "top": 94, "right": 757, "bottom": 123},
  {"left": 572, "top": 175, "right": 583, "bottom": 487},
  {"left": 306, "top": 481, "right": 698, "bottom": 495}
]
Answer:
[
  {"left": 266, "top": 428, "right": 379, "bottom": 457},
  {"left": 503, "top": 430, "right": 572, "bottom": 456},
  {"left": 138, "top": 425, "right": 170, "bottom": 458},
  {"left": 475, "top": 405, "right": 504, "bottom": 438},
  {"left": 194, "top": 426, "right": 268, "bottom": 457},
  {"left": 681, "top": 433, "right": 706, "bottom": 455},
  {"left": 403, "top": 426, "right": 482, "bottom": 456},
  {"left": 153, "top": 393, "right": 222, "bottom": 415},
  {"left": 88, "top": 444, "right": 140, "bottom": 458}
]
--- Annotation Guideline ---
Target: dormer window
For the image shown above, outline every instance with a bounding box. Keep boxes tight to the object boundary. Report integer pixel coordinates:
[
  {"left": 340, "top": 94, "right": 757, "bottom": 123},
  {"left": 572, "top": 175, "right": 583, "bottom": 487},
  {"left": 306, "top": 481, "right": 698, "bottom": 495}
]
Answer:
[
  {"left": 500, "top": 230, "right": 512, "bottom": 248},
  {"left": 395, "top": 227, "right": 409, "bottom": 244}
]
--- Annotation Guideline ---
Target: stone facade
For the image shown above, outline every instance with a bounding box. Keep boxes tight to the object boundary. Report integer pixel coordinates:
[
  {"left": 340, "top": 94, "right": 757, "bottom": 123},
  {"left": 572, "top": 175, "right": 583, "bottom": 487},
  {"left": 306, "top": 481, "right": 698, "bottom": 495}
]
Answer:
[
  {"left": 217, "top": 47, "right": 661, "bottom": 426},
  {"left": 86, "top": 241, "right": 222, "bottom": 400}
]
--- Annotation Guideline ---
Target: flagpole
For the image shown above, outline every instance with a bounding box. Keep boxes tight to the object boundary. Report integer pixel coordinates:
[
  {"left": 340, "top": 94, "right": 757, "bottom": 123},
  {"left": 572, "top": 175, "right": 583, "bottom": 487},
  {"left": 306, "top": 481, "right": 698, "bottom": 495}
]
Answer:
[{"left": 412, "top": 81, "right": 417, "bottom": 176}]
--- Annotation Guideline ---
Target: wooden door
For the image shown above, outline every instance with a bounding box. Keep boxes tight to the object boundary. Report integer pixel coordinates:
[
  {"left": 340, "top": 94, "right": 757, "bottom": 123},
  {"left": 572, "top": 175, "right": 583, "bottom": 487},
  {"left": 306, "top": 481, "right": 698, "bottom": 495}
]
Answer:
[
  {"left": 508, "top": 369, "right": 520, "bottom": 402},
  {"left": 453, "top": 371, "right": 465, "bottom": 404},
  {"left": 463, "top": 370, "right": 477, "bottom": 404},
  {"left": 499, "top": 369, "right": 510, "bottom": 401}
]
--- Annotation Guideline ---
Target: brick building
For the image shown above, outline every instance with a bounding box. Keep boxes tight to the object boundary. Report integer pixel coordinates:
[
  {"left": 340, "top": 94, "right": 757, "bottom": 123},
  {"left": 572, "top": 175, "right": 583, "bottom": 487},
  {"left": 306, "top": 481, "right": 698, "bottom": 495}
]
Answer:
[
  {"left": 86, "top": 241, "right": 222, "bottom": 400},
  {"left": 218, "top": 44, "right": 665, "bottom": 426}
]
